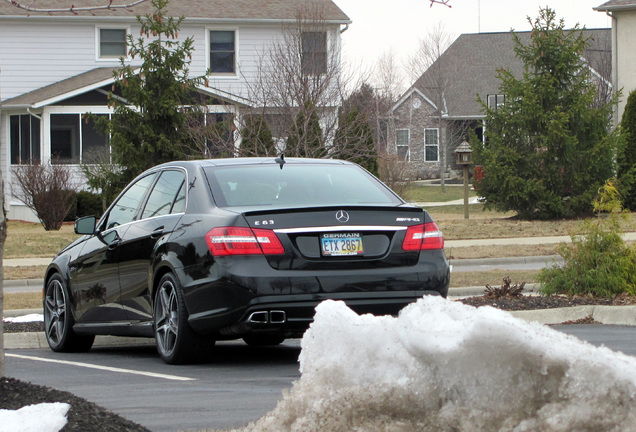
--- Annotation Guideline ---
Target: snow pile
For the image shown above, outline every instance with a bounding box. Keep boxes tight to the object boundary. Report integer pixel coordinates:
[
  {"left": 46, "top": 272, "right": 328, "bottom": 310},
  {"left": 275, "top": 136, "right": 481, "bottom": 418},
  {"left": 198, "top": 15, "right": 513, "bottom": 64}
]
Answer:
[
  {"left": 0, "top": 403, "right": 69, "bottom": 432},
  {"left": 238, "top": 297, "right": 636, "bottom": 432},
  {"left": 3, "top": 314, "right": 44, "bottom": 323}
]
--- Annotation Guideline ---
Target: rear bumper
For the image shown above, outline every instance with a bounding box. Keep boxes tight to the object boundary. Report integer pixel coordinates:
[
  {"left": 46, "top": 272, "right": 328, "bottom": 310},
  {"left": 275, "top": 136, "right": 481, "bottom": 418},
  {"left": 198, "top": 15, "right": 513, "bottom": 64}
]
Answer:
[
  {"left": 187, "top": 290, "right": 445, "bottom": 338},
  {"left": 179, "top": 254, "right": 449, "bottom": 337}
]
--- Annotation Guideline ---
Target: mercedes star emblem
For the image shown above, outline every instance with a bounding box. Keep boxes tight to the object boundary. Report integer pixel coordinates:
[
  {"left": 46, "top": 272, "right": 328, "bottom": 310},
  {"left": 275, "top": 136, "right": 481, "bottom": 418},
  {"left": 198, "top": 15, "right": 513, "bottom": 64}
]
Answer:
[{"left": 335, "top": 210, "right": 350, "bottom": 223}]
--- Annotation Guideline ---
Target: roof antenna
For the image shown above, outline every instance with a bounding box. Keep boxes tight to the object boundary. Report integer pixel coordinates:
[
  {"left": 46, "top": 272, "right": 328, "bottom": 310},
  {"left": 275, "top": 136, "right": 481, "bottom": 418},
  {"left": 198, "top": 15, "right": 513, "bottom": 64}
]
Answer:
[{"left": 275, "top": 153, "right": 286, "bottom": 170}]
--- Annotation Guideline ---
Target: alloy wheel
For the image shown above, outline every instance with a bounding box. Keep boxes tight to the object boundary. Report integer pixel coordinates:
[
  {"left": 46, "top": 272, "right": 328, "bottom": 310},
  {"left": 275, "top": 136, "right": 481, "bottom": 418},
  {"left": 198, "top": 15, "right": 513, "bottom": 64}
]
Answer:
[
  {"left": 155, "top": 280, "right": 179, "bottom": 357},
  {"left": 44, "top": 278, "right": 67, "bottom": 347}
]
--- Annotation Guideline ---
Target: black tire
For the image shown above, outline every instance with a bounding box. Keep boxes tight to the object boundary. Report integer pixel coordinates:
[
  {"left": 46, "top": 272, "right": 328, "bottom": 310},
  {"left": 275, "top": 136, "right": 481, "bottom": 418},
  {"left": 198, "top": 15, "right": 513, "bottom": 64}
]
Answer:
[
  {"left": 154, "top": 273, "right": 214, "bottom": 364},
  {"left": 43, "top": 274, "right": 95, "bottom": 353},
  {"left": 243, "top": 333, "right": 285, "bottom": 346}
]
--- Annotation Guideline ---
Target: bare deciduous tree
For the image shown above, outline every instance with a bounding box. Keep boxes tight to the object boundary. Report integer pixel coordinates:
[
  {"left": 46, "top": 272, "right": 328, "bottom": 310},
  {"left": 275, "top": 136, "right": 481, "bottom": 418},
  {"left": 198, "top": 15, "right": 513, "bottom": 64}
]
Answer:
[
  {"left": 13, "top": 162, "right": 78, "bottom": 231},
  {"left": 4, "top": 0, "right": 149, "bottom": 13},
  {"left": 429, "top": 0, "right": 452, "bottom": 6},
  {"left": 241, "top": 5, "right": 354, "bottom": 159},
  {"left": 406, "top": 24, "right": 473, "bottom": 190}
]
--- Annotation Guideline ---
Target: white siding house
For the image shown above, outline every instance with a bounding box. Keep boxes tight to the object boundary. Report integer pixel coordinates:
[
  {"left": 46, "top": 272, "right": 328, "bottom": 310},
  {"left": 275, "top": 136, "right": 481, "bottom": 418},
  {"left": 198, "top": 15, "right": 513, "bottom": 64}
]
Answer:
[
  {"left": 0, "top": 0, "right": 350, "bottom": 221},
  {"left": 595, "top": 1, "right": 636, "bottom": 124}
]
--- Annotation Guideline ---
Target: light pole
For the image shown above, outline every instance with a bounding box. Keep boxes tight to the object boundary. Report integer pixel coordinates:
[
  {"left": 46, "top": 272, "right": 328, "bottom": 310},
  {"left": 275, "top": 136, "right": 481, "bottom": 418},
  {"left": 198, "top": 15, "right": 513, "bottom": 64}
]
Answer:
[{"left": 454, "top": 140, "right": 472, "bottom": 219}]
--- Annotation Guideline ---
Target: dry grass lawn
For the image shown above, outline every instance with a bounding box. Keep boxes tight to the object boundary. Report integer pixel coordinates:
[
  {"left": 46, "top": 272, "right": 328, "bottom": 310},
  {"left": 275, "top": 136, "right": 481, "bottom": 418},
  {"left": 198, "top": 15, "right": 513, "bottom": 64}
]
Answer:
[
  {"left": 4, "top": 292, "right": 41, "bottom": 310},
  {"left": 4, "top": 265, "right": 48, "bottom": 280},
  {"left": 450, "top": 270, "right": 539, "bottom": 289},
  {"left": 5, "top": 221, "right": 78, "bottom": 259},
  {"left": 429, "top": 204, "right": 636, "bottom": 240}
]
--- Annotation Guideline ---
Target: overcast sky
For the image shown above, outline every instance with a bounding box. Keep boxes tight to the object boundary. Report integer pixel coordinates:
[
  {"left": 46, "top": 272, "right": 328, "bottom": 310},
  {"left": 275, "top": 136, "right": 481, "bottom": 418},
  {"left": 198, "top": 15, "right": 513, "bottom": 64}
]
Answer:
[{"left": 333, "top": 0, "right": 612, "bottom": 85}]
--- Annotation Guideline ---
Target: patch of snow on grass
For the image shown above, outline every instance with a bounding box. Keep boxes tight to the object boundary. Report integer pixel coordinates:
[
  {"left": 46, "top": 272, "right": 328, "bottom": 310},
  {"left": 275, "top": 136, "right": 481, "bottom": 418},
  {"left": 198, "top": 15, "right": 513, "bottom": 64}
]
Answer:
[{"left": 3, "top": 314, "right": 43, "bottom": 323}]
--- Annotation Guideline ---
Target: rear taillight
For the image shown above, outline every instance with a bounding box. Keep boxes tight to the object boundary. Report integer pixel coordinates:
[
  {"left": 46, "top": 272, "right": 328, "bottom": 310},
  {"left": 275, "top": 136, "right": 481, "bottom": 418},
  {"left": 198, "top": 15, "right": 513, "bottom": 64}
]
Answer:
[
  {"left": 402, "top": 222, "right": 444, "bottom": 251},
  {"left": 206, "top": 227, "right": 285, "bottom": 256}
]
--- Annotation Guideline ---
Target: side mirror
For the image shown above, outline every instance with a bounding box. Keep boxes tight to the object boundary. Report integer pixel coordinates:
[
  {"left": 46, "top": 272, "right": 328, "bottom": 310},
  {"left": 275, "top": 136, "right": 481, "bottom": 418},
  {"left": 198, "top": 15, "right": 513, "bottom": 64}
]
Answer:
[{"left": 75, "top": 216, "right": 97, "bottom": 235}]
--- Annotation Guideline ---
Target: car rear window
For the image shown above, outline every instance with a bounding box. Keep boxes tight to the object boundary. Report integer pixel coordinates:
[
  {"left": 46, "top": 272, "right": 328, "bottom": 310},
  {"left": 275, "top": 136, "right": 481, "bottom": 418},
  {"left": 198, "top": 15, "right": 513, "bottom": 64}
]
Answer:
[{"left": 204, "top": 163, "right": 402, "bottom": 207}]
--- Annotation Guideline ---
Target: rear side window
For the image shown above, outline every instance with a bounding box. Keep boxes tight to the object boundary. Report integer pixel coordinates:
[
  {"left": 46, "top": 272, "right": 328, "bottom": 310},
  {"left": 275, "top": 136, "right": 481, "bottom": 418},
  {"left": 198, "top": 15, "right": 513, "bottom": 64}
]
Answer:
[
  {"left": 142, "top": 170, "right": 186, "bottom": 219},
  {"left": 204, "top": 163, "right": 402, "bottom": 207}
]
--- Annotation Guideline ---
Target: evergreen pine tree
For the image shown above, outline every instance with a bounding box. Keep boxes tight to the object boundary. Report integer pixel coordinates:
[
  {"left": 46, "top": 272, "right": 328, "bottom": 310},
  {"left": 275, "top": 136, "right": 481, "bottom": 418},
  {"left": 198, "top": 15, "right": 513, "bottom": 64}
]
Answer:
[
  {"left": 618, "top": 90, "right": 636, "bottom": 210},
  {"left": 286, "top": 101, "right": 324, "bottom": 158},
  {"left": 239, "top": 115, "right": 276, "bottom": 157},
  {"left": 473, "top": 8, "right": 617, "bottom": 219},
  {"left": 334, "top": 107, "right": 378, "bottom": 176},
  {"left": 95, "top": 0, "right": 207, "bottom": 185}
]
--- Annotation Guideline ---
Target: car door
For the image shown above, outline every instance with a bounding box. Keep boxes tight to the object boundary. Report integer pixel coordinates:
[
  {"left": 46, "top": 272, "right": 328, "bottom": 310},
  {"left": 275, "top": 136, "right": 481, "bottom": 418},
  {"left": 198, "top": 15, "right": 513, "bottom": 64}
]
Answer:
[
  {"left": 117, "top": 169, "right": 187, "bottom": 321},
  {"left": 70, "top": 173, "right": 157, "bottom": 323}
]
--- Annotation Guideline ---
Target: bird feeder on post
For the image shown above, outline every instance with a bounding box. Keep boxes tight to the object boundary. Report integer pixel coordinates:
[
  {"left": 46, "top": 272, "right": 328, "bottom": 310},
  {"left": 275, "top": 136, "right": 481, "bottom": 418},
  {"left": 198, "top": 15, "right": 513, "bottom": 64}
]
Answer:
[{"left": 454, "top": 140, "right": 472, "bottom": 219}]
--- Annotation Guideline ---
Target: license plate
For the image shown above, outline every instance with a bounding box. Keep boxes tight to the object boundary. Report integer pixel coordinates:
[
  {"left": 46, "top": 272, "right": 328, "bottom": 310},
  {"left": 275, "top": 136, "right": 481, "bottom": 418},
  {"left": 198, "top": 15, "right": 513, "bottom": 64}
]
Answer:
[{"left": 321, "top": 233, "right": 364, "bottom": 256}]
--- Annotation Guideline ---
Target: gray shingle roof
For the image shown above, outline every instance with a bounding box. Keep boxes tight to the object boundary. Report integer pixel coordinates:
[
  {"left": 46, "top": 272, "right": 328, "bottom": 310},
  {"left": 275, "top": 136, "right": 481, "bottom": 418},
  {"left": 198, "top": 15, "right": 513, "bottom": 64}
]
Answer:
[
  {"left": 595, "top": 1, "right": 636, "bottom": 11},
  {"left": 0, "top": 0, "right": 350, "bottom": 22},
  {"left": 0, "top": 68, "right": 117, "bottom": 107},
  {"left": 0, "top": 67, "right": 251, "bottom": 107},
  {"left": 406, "top": 29, "right": 611, "bottom": 118}
]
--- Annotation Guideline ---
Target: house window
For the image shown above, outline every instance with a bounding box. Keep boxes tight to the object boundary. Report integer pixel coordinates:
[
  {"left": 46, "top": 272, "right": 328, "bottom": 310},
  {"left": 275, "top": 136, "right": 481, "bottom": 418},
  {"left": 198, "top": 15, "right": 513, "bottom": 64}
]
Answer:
[
  {"left": 10, "top": 114, "right": 41, "bottom": 165},
  {"left": 99, "top": 28, "right": 127, "bottom": 58},
  {"left": 487, "top": 94, "right": 506, "bottom": 111},
  {"left": 301, "top": 32, "right": 327, "bottom": 75},
  {"left": 396, "top": 129, "right": 409, "bottom": 145},
  {"left": 50, "top": 113, "right": 109, "bottom": 164},
  {"left": 397, "top": 146, "right": 410, "bottom": 162},
  {"left": 424, "top": 128, "right": 439, "bottom": 162},
  {"left": 210, "top": 30, "right": 236, "bottom": 74},
  {"left": 396, "top": 129, "right": 409, "bottom": 161}
]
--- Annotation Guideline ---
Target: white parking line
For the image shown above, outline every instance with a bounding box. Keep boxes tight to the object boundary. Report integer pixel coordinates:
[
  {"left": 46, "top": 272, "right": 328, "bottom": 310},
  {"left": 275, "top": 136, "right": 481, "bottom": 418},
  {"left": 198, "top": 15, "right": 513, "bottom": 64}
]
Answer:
[{"left": 6, "top": 353, "right": 196, "bottom": 381}]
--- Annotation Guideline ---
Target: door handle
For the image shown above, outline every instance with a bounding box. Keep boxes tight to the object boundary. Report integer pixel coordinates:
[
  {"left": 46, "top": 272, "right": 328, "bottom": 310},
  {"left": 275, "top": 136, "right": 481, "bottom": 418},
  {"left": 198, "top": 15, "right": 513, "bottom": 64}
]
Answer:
[{"left": 151, "top": 226, "right": 165, "bottom": 239}]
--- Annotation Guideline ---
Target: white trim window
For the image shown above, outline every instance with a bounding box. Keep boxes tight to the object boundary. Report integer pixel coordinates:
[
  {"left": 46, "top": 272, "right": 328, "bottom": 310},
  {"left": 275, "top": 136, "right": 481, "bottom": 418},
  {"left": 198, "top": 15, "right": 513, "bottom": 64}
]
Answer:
[
  {"left": 49, "top": 111, "right": 111, "bottom": 164},
  {"left": 10, "top": 114, "right": 41, "bottom": 165},
  {"left": 424, "top": 128, "right": 439, "bottom": 162},
  {"left": 301, "top": 31, "right": 327, "bottom": 75},
  {"left": 209, "top": 29, "right": 238, "bottom": 76},
  {"left": 487, "top": 94, "right": 506, "bottom": 111},
  {"left": 396, "top": 129, "right": 410, "bottom": 161},
  {"left": 97, "top": 27, "right": 129, "bottom": 60}
]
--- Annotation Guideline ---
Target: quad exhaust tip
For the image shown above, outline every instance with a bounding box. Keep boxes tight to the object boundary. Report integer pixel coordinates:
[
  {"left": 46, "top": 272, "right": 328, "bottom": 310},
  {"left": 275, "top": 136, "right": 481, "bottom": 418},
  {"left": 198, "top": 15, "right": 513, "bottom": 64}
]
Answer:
[{"left": 247, "top": 310, "right": 286, "bottom": 324}]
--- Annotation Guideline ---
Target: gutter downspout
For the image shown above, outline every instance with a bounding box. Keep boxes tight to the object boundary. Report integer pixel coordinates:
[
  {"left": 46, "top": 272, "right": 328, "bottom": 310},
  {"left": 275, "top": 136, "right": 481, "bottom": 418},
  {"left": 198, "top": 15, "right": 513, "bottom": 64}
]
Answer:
[
  {"left": 340, "top": 23, "right": 349, "bottom": 34},
  {"left": 26, "top": 108, "right": 42, "bottom": 120},
  {"left": 607, "top": 11, "right": 619, "bottom": 128}
]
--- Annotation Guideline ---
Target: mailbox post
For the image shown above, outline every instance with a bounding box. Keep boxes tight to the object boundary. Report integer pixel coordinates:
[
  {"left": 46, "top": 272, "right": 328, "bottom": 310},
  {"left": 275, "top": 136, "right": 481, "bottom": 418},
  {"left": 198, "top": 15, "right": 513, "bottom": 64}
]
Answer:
[{"left": 454, "top": 140, "right": 472, "bottom": 219}]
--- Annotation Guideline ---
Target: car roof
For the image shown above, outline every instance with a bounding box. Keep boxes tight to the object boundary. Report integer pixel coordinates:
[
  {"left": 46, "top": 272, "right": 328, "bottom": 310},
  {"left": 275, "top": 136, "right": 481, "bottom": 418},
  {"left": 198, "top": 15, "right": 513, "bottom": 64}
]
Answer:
[{"left": 153, "top": 157, "right": 354, "bottom": 170}]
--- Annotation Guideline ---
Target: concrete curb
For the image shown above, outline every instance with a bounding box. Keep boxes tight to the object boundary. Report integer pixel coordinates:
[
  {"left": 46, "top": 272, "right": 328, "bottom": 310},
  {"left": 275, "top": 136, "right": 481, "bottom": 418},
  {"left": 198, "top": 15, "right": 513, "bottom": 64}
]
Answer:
[
  {"left": 4, "top": 332, "right": 156, "bottom": 350},
  {"left": 510, "top": 305, "right": 636, "bottom": 325},
  {"left": 4, "top": 279, "right": 43, "bottom": 287}
]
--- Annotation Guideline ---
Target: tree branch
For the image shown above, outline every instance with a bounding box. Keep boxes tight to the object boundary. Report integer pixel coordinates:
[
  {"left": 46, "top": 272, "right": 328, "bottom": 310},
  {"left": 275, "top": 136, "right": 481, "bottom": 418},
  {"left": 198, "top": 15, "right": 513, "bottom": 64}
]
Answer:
[
  {"left": 5, "top": 0, "right": 149, "bottom": 13},
  {"left": 429, "top": 0, "right": 451, "bottom": 7}
]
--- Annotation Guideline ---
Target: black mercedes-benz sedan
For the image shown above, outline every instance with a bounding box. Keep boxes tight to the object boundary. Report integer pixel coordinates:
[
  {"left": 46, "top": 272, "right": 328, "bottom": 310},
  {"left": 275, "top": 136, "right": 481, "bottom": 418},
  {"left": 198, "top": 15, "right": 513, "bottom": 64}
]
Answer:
[{"left": 43, "top": 157, "right": 450, "bottom": 364}]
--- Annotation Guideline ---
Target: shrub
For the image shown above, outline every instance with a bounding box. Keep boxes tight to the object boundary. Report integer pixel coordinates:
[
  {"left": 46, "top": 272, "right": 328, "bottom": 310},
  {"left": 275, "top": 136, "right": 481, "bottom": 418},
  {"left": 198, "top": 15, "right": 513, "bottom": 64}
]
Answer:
[
  {"left": 76, "top": 191, "right": 103, "bottom": 218},
  {"left": 538, "top": 219, "right": 636, "bottom": 297},
  {"left": 538, "top": 181, "right": 636, "bottom": 297},
  {"left": 12, "top": 162, "right": 78, "bottom": 231},
  {"left": 484, "top": 276, "right": 526, "bottom": 299},
  {"left": 377, "top": 152, "right": 416, "bottom": 198}
]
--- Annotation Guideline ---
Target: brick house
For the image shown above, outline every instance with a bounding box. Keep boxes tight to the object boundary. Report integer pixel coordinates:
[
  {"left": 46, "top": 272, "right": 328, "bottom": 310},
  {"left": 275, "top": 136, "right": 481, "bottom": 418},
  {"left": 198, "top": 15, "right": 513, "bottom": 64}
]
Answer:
[{"left": 389, "top": 29, "right": 611, "bottom": 179}]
